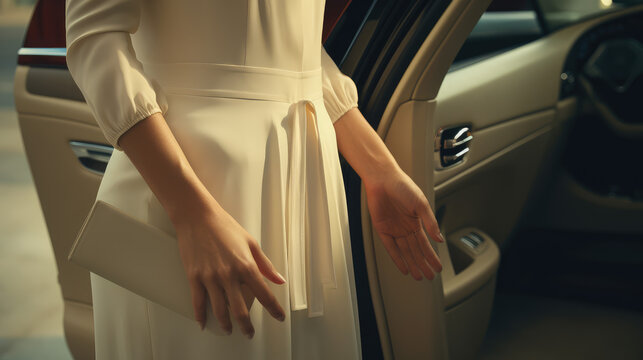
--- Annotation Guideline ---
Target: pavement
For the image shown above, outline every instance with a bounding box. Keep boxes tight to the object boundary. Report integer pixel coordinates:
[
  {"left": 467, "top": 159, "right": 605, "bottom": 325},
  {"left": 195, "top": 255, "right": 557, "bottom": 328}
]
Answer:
[{"left": 0, "top": 8, "right": 74, "bottom": 360}]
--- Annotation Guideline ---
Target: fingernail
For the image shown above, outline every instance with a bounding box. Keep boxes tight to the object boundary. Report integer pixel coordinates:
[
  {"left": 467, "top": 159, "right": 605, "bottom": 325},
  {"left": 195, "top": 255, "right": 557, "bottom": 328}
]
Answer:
[
  {"left": 279, "top": 313, "right": 286, "bottom": 322},
  {"left": 199, "top": 321, "right": 205, "bottom": 331},
  {"left": 246, "top": 331, "right": 254, "bottom": 339},
  {"left": 276, "top": 272, "right": 286, "bottom": 283},
  {"left": 438, "top": 232, "right": 445, "bottom": 242}
]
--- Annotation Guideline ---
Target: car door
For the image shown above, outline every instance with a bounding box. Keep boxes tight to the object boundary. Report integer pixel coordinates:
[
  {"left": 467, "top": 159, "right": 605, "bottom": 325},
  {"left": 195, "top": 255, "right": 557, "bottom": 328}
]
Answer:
[
  {"left": 326, "top": 0, "right": 498, "bottom": 359},
  {"left": 428, "top": 1, "right": 643, "bottom": 359},
  {"left": 336, "top": 0, "right": 643, "bottom": 359},
  {"left": 14, "top": 1, "right": 100, "bottom": 359},
  {"left": 15, "top": 0, "right": 495, "bottom": 359}
]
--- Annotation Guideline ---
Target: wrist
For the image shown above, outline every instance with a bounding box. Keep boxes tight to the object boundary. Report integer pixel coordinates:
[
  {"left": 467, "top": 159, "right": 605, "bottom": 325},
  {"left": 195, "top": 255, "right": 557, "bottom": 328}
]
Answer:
[
  {"left": 163, "top": 174, "right": 223, "bottom": 227},
  {"left": 361, "top": 160, "right": 402, "bottom": 192},
  {"left": 333, "top": 107, "right": 402, "bottom": 189}
]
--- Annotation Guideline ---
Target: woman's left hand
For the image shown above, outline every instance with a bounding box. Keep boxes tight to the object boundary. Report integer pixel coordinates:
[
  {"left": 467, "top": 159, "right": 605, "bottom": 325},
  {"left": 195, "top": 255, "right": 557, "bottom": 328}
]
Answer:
[{"left": 364, "top": 169, "right": 444, "bottom": 281}]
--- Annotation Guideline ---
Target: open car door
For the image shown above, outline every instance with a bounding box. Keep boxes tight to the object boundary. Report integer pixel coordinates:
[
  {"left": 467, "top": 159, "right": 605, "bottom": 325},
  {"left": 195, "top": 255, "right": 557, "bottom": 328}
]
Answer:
[
  {"left": 336, "top": 1, "right": 641, "bottom": 359},
  {"left": 428, "top": 2, "right": 643, "bottom": 359},
  {"left": 432, "top": 5, "right": 643, "bottom": 353},
  {"left": 328, "top": 0, "right": 495, "bottom": 359}
]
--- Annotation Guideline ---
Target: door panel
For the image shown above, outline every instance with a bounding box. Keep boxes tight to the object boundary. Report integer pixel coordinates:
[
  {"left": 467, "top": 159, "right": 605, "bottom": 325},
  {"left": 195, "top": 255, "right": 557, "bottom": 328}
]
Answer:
[
  {"left": 425, "top": 4, "right": 643, "bottom": 359},
  {"left": 15, "top": 64, "right": 101, "bottom": 360},
  {"left": 434, "top": 5, "right": 643, "bottom": 251},
  {"left": 428, "top": 4, "right": 643, "bottom": 357},
  {"left": 359, "top": 0, "right": 493, "bottom": 359},
  {"left": 434, "top": 109, "right": 554, "bottom": 187},
  {"left": 375, "top": 99, "right": 448, "bottom": 360},
  {"left": 432, "top": 28, "right": 566, "bottom": 248}
]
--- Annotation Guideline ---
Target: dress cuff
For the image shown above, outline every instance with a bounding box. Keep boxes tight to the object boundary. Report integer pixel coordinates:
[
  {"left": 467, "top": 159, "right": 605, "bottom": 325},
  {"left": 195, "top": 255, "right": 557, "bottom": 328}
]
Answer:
[{"left": 107, "top": 103, "right": 165, "bottom": 151}]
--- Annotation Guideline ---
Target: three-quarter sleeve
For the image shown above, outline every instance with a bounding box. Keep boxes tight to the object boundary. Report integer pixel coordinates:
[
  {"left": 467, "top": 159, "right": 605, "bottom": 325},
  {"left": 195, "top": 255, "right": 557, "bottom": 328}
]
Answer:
[
  {"left": 321, "top": 45, "right": 359, "bottom": 124},
  {"left": 65, "top": 0, "right": 169, "bottom": 151}
]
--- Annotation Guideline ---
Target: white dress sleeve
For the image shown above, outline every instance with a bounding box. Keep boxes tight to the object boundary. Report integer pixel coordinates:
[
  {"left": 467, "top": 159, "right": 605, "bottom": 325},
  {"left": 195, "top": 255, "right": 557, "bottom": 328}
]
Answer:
[
  {"left": 65, "top": 0, "right": 169, "bottom": 151},
  {"left": 321, "top": 45, "right": 359, "bottom": 124}
]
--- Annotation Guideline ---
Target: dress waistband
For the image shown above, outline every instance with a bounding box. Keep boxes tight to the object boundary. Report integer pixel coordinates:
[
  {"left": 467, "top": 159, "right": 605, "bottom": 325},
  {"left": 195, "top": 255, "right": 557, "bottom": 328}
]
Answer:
[{"left": 144, "top": 62, "right": 324, "bottom": 103}]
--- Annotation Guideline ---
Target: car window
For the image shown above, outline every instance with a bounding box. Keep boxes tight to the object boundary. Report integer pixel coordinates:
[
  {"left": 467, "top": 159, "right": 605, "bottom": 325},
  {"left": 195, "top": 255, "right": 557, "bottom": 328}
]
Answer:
[
  {"left": 536, "top": 0, "right": 643, "bottom": 31},
  {"left": 451, "top": 0, "right": 543, "bottom": 67}
]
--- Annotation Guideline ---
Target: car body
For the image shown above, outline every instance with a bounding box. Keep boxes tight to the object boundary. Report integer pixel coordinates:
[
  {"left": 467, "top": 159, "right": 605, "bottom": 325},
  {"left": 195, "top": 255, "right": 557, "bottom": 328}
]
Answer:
[{"left": 13, "top": 0, "right": 643, "bottom": 359}]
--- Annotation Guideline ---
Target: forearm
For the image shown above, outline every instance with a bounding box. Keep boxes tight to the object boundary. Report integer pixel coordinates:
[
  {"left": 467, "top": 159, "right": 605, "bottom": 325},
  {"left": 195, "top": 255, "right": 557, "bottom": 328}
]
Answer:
[
  {"left": 333, "top": 108, "right": 401, "bottom": 188},
  {"left": 117, "top": 112, "right": 223, "bottom": 224}
]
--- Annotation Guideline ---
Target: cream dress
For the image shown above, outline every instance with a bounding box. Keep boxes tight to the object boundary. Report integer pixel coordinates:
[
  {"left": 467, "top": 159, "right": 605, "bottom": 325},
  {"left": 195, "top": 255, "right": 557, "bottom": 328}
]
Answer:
[{"left": 65, "top": 0, "right": 362, "bottom": 359}]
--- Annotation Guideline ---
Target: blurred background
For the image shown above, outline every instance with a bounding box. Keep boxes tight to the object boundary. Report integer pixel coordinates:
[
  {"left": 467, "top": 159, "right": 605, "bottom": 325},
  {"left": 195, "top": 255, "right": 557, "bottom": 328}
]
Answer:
[{"left": 0, "top": 1, "right": 74, "bottom": 359}]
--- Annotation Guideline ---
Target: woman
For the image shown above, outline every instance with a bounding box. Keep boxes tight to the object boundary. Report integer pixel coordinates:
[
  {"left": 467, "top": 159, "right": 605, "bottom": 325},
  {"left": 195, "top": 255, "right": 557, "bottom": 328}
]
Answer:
[{"left": 65, "top": 0, "right": 444, "bottom": 358}]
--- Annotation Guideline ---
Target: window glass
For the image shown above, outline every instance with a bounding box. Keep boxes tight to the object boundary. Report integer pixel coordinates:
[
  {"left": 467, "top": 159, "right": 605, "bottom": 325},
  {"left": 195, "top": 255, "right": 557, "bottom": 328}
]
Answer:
[
  {"left": 452, "top": 0, "right": 542, "bottom": 66},
  {"left": 536, "top": 0, "right": 643, "bottom": 31}
]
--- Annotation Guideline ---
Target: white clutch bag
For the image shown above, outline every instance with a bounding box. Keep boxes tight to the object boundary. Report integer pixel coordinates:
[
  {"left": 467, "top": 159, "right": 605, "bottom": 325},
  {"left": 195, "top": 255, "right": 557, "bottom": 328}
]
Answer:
[{"left": 68, "top": 199, "right": 255, "bottom": 335}]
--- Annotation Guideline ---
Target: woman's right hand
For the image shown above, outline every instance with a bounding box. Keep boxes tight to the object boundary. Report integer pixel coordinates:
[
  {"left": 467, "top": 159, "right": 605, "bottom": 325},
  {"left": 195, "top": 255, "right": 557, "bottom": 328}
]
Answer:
[
  {"left": 112, "top": 111, "right": 285, "bottom": 339},
  {"left": 171, "top": 198, "right": 287, "bottom": 339}
]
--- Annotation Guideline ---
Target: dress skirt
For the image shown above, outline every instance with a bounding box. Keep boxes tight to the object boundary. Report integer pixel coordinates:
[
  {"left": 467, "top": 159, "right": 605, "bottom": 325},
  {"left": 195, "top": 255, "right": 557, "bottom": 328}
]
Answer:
[{"left": 90, "top": 62, "right": 362, "bottom": 359}]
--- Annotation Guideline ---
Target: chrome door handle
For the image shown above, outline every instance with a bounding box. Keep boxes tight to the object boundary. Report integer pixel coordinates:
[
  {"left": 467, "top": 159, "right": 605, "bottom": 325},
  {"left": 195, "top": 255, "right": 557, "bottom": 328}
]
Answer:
[
  {"left": 442, "top": 127, "right": 473, "bottom": 149},
  {"left": 441, "top": 147, "right": 470, "bottom": 164},
  {"left": 70, "top": 141, "right": 113, "bottom": 175},
  {"left": 434, "top": 125, "right": 473, "bottom": 168}
]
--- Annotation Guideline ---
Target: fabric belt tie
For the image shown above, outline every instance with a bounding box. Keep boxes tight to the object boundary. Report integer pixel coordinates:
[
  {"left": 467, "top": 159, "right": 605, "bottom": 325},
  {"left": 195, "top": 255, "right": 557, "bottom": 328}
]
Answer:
[
  {"left": 286, "top": 99, "right": 338, "bottom": 318},
  {"left": 144, "top": 62, "right": 338, "bottom": 318}
]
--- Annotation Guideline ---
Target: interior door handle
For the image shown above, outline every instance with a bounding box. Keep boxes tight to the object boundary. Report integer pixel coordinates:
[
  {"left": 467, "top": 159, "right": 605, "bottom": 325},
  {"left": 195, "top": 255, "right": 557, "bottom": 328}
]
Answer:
[
  {"left": 442, "top": 127, "right": 473, "bottom": 149},
  {"left": 435, "top": 125, "right": 473, "bottom": 168},
  {"left": 70, "top": 141, "right": 113, "bottom": 175},
  {"left": 441, "top": 147, "right": 470, "bottom": 164}
]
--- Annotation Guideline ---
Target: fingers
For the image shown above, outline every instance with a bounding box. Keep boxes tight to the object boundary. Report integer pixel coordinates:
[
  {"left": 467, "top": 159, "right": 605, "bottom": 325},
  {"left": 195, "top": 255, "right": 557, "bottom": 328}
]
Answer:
[
  {"left": 249, "top": 239, "right": 286, "bottom": 285},
  {"left": 408, "top": 233, "right": 435, "bottom": 280},
  {"left": 420, "top": 200, "right": 444, "bottom": 243},
  {"left": 380, "top": 235, "right": 409, "bottom": 275},
  {"left": 243, "top": 265, "right": 286, "bottom": 322},
  {"left": 417, "top": 228, "right": 443, "bottom": 273},
  {"left": 394, "top": 235, "right": 423, "bottom": 281},
  {"left": 188, "top": 276, "right": 207, "bottom": 330},
  {"left": 203, "top": 278, "right": 232, "bottom": 334},
  {"left": 225, "top": 280, "right": 255, "bottom": 339},
  {"left": 382, "top": 228, "right": 442, "bottom": 280}
]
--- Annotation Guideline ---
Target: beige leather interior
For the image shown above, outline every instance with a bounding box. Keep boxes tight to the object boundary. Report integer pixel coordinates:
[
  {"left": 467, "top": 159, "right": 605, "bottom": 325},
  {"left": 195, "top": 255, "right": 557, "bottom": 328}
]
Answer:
[
  {"left": 436, "top": 6, "right": 642, "bottom": 360},
  {"left": 441, "top": 228, "right": 498, "bottom": 360},
  {"left": 364, "top": 3, "right": 643, "bottom": 360},
  {"left": 434, "top": 4, "right": 643, "bottom": 244}
]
